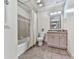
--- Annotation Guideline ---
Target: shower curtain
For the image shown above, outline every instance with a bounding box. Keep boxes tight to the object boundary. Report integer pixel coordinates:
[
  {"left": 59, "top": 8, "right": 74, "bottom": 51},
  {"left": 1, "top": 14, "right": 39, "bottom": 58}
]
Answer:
[{"left": 18, "top": 15, "right": 30, "bottom": 40}]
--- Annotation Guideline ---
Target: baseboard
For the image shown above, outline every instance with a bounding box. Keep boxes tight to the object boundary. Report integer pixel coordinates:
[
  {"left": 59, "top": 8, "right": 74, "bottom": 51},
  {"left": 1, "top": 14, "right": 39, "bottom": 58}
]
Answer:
[{"left": 67, "top": 50, "right": 74, "bottom": 59}]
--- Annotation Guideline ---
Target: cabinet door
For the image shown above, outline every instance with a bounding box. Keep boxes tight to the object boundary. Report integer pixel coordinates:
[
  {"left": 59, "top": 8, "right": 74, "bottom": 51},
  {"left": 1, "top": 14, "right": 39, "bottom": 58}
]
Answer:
[
  {"left": 47, "top": 34, "right": 60, "bottom": 48},
  {"left": 60, "top": 33, "right": 67, "bottom": 49}
]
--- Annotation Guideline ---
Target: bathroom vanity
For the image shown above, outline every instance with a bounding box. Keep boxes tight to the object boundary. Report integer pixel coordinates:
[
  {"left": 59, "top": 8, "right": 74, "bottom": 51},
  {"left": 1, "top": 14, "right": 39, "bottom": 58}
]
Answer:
[{"left": 46, "top": 30, "right": 67, "bottom": 49}]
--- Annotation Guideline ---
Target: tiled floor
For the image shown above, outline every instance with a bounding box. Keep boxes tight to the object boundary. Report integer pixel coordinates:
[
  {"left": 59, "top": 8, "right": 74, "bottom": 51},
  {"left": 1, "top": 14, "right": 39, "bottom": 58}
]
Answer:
[{"left": 19, "top": 45, "right": 72, "bottom": 59}]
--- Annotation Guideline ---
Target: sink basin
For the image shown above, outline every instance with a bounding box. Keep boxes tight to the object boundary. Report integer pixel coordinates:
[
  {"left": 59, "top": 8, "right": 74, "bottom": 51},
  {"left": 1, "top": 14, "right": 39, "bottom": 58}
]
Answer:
[{"left": 48, "top": 29, "right": 64, "bottom": 32}]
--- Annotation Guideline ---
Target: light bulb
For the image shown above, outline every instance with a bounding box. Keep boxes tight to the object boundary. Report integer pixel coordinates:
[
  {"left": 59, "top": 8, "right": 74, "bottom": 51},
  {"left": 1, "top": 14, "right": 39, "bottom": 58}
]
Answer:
[{"left": 39, "top": 3, "right": 43, "bottom": 7}]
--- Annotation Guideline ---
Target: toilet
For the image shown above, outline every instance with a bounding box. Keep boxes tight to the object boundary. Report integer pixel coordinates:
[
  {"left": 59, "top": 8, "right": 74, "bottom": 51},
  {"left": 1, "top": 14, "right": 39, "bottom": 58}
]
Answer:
[
  {"left": 37, "top": 31, "right": 45, "bottom": 46},
  {"left": 37, "top": 37, "right": 44, "bottom": 46}
]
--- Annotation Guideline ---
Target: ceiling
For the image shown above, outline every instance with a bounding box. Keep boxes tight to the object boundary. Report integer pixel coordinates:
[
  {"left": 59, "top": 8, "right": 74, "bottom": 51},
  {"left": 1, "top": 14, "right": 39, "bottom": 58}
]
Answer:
[
  {"left": 65, "top": 0, "right": 74, "bottom": 9},
  {"left": 18, "top": 0, "right": 65, "bottom": 12}
]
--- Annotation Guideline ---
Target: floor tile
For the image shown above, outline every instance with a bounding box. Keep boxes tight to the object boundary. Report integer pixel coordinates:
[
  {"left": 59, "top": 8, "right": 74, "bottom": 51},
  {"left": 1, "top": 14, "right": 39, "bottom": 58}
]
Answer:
[{"left": 19, "top": 45, "right": 72, "bottom": 59}]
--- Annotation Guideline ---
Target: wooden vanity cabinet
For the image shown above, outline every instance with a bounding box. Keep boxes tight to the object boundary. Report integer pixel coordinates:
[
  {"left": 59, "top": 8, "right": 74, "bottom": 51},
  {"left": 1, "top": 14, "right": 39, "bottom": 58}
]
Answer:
[
  {"left": 47, "top": 33, "right": 60, "bottom": 48},
  {"left": 46, "top": 30, "right": 67, "bottom": 49}
]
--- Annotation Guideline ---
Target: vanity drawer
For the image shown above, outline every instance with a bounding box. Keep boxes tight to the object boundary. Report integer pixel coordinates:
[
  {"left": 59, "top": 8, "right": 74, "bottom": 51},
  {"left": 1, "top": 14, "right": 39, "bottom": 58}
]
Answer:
[{"left": 47, "top": 34, "right": 60, "bottom": 48}]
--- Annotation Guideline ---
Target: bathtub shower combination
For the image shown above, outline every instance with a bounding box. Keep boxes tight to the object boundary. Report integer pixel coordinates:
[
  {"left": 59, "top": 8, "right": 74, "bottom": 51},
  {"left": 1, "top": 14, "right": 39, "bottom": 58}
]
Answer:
[
  {"left": 17, "top": 14, "right": 30, "bottom": 56},
  {"left": 17, "top": 0, "right": 38, "bottom": 56}
]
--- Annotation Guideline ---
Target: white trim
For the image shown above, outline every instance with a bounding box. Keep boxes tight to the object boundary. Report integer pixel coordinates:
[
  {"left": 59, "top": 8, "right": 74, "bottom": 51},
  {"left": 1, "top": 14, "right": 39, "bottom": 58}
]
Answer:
[{"left": 65, "top": 8, "right": 74, "bottom": 13}]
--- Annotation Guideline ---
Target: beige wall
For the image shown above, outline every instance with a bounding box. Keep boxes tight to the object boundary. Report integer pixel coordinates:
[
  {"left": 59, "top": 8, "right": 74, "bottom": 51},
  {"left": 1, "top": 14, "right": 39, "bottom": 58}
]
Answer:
[
  {"left": 63, "top": 11, "right": 74, "bottom": 57},
  {"left": 18, "top": 2, "right": 30, "bottom": 19},
  {"left": 37, "top": 11, "right": 50, "bottom": 33},
  {"left": 63, "top": 0, "right": 74, "bottom": 57}
]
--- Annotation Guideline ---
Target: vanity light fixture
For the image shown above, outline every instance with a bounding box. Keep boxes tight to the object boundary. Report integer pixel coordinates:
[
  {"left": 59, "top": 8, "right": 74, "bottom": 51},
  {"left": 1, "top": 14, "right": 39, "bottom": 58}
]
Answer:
[
  {"left": 50, "top": 12, "right": 57, "bottom": 16},
  {"left": 58, "top": 11, "right": 62, "bottom": 14},
  {"left": 50, "top": 11, "right": 62, "bottom": 16},
  {"left": 50, "top": 12, "right": 54, "bottom": 16},
  {"left": 53, "top": 12, "right": 58, "bottom": 15}
]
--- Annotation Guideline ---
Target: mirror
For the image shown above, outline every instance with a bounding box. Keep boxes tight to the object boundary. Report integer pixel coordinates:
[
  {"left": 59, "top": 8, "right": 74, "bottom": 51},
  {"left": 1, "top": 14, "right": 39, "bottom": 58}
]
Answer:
[{"left": 50, "top": 14, "right": 61, "bottom": 29}]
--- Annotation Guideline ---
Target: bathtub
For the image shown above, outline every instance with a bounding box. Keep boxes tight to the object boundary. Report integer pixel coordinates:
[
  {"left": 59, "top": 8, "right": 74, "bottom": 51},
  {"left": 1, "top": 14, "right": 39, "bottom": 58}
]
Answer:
[{"left": 17, "top": 37, "right": 30, "bottom": 56}]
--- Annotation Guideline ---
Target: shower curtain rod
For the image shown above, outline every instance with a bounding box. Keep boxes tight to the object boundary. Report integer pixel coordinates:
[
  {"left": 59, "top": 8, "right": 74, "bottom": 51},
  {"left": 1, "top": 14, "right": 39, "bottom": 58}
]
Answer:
[
  {"left": 17, "top": 0, "right": 26, "bottom": 5},
  {"left": 17, "top": 0, "right": 31, "bottom": 4}
]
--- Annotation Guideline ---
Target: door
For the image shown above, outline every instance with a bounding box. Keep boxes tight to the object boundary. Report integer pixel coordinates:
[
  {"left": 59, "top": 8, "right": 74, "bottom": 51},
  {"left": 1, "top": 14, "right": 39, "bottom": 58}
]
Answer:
[{"left": 4, "top": 0, "right": 17, "bottom": 59}]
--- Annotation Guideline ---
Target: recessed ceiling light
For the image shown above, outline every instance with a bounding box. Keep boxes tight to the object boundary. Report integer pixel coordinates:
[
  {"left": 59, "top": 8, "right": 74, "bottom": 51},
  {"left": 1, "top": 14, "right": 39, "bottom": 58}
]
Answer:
[
  {"left": 39, "top": 3, "right": 43, "bottom": 7},
  {"left": 36, "top": 0, "right": 41, "bottom": 3},
  {"left": 53, "top": 12, "right": 57, "bottom": 14}
]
